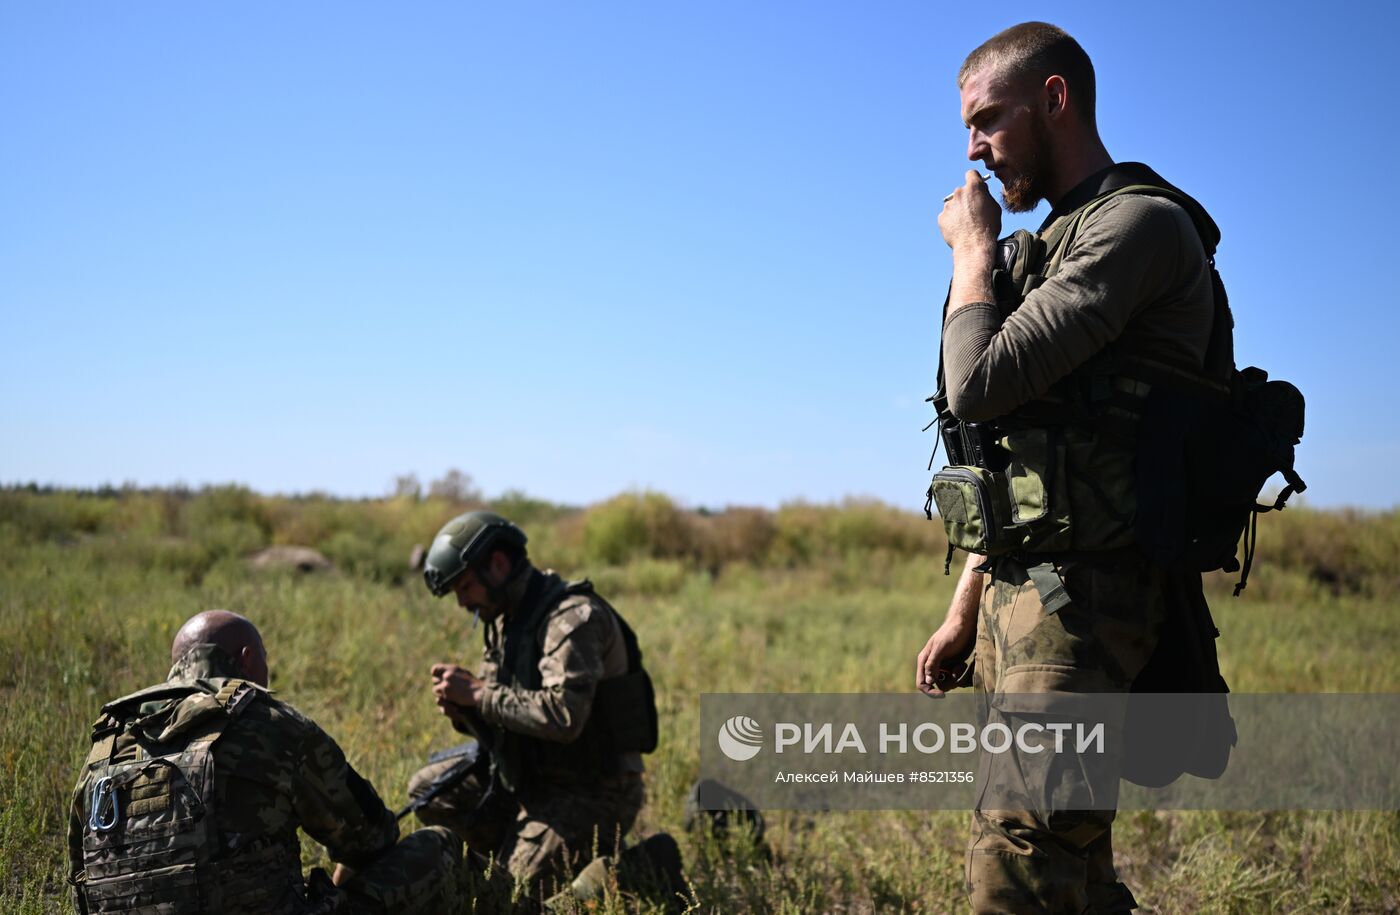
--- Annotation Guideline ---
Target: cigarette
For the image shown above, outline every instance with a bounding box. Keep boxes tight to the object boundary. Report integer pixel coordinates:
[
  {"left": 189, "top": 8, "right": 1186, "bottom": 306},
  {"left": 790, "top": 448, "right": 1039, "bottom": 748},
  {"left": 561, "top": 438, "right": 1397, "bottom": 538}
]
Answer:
[{"left": 944, "top": 173, "right": 992, "bottom": 202}]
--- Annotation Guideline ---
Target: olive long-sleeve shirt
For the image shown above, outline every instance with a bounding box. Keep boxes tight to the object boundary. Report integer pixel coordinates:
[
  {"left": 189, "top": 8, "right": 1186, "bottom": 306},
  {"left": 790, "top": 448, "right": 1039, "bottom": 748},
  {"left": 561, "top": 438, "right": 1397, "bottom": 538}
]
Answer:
[{"left": 942, "top": 188, "right": 1215, "bottom": 423}]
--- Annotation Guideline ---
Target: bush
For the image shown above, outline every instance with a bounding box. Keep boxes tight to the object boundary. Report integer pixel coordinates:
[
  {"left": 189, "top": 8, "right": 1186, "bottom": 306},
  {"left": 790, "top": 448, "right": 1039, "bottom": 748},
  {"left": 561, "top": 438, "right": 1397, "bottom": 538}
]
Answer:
[
  {"left": 4, "top": 486, "right": 1395, "bottom": 599},
  {"left": 582, "top": 492, "right": 697, "bottom": 566},
  {"left": 0, "top": 489, "right": 113, "bottom": 540},
  {"left": 590, "top": 558, "right": 690, "bottom": 596},
  {"left": 183, "top": 486, "right": 271, "bottom": 542},
  {"left": 195, "top": 520, "right": 268, "bottom": 559},
  {"left": 698, "top": 507, "right": 778, "bottom": 568},
  {"left": 489, "top": 489, "right": 576, "bottom": 527},
  {"left": 321, "top": 529, "right": 398, "bottom": 581}
]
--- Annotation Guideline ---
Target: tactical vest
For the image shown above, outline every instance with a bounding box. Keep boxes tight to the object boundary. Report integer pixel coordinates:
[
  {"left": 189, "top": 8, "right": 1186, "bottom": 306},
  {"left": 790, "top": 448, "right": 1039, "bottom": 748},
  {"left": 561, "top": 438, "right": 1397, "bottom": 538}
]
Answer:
[
  {"left": 486, "top": 575, "right": 658, "bottom": 793},
  {"left": 70, "top": 679, "right": 302, "bottom": 914},
  {"left": 927, "top": 180, "right": 1305, "bottom": 594}
]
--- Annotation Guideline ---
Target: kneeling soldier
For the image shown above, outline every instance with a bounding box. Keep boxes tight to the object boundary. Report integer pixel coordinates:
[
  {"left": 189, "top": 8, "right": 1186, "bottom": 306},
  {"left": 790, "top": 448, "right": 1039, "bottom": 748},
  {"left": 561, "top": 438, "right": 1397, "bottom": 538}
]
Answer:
[
  {"left": 410, "top": 511, "right": 658, "bottom": 900},
  {"left": 68, "top": 610, "right": 464, "bottom": 914}
]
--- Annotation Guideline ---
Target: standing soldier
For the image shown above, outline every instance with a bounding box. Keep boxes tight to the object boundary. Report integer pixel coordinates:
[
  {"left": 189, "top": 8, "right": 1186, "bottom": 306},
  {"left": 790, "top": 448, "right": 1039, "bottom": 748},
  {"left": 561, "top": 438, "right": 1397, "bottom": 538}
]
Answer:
[
  {"left": 916, "top": 21, "right": 1243, "bottom": 914},
  {"left": 408, "top": 511, "right": 658, "bottom": 901},
  {"left": 67, "top": 610, "right": 464, "bottom": 914}
]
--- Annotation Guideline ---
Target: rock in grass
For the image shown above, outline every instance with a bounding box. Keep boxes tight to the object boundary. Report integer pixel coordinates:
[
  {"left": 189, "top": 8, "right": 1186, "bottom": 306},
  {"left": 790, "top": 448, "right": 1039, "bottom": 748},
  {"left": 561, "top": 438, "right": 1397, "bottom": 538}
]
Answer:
[{"left": 247, "top": 545, "right": 333, "bottom": 574}]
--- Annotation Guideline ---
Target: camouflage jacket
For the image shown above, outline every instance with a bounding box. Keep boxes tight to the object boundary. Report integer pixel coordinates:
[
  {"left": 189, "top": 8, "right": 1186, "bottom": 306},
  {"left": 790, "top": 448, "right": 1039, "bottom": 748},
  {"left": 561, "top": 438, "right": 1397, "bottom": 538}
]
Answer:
[
  {"left": 462, "top": 568, "right": 645, "bottom": 789},
  {"left": 67, "top": 644, "right": 399, "bottom": 913}
]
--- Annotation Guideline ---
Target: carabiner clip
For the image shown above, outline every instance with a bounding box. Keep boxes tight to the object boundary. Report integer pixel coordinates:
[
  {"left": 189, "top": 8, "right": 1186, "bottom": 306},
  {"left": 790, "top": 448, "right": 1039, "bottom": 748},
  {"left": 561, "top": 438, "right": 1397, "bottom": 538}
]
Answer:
[{"left": 89, "top": 776, "right": 120, "bottom": 832}]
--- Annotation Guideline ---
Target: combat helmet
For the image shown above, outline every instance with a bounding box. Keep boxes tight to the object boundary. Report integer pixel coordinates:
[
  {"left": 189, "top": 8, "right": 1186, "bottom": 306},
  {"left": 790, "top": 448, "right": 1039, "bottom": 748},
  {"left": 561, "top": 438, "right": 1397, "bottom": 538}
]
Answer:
[{"left": 423, "top": 511, "right": 528, "bottom": 597}]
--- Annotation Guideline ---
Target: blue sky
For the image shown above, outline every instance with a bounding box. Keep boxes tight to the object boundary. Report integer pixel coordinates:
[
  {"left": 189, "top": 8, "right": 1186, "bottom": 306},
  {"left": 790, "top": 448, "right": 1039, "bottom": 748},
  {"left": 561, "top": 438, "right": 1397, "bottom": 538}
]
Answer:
[{"left": 2, "top": 2, "right": 1396, "bottom": 509}]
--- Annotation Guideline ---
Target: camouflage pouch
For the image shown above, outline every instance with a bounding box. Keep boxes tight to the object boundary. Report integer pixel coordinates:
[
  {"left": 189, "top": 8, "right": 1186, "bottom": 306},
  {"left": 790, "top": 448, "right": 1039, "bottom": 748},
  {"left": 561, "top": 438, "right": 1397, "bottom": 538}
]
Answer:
[
  {"left": 1003, "top": 428, "right": 1058, "bottom": 530},
  {"left": 929, "top": 466, "right": 1017, "bottom": 555},
  {"left": 1001, "top": 424, "right": 1131, "bottom": 554}
]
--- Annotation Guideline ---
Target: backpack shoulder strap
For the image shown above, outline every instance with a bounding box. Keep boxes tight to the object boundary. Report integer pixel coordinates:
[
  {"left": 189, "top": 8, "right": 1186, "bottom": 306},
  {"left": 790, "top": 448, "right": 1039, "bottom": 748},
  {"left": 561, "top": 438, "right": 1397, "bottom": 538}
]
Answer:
[
  {"left": 212, "top": 679, "right": 265, "bottom": 718},
  {"left": 1043, "top": 182, "right": 1236, "bottom": 384},
  {"left": 1043, "top": 184, "right": 1209, "bottom": 279},
  {"left": 564, "top": 579, "right": 645, "bottom": 673}
]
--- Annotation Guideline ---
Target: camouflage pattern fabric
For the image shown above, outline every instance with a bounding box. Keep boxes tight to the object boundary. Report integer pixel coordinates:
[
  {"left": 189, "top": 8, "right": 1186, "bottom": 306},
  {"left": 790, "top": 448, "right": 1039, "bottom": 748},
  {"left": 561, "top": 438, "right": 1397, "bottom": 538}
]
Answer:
[
  {"left": 336, "top": 825, "right": 465, "bottom": 914},
  {"left": 966, "top": 553, "right": 1165, "bottom": 914},
  {"left": 408, "top": 744, "right": 644, "bottom": 899},
  {"left": 68, "top": 644, "right": 463, "bottom": 914},
  {"left": 475, "top": 570, "right": 644, "bottom": 781},
  {"left": 411, "top": 567, "right": 648, "bottom": 899}
]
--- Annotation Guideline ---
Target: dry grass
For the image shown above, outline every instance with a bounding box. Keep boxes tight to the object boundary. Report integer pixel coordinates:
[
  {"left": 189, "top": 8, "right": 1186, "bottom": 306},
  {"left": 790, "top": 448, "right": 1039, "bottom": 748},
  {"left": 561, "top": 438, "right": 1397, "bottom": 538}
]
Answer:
[{"left": 2, "top": 488, "right": 1397, "bottom": 913}]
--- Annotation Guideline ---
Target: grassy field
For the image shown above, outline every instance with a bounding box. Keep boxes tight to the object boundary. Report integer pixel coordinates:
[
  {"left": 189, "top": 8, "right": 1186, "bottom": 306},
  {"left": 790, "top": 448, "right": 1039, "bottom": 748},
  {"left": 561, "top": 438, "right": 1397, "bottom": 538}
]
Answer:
[{"left": 2, "top": 486, "right": 1398, "bottom": 913}]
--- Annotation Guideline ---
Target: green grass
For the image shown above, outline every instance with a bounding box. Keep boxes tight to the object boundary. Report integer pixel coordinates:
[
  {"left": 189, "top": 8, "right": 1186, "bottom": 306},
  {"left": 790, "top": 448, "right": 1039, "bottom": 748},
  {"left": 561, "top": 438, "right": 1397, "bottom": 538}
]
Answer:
[{"left": 2, "top": 489, "right": 1399, "bottom": 913}]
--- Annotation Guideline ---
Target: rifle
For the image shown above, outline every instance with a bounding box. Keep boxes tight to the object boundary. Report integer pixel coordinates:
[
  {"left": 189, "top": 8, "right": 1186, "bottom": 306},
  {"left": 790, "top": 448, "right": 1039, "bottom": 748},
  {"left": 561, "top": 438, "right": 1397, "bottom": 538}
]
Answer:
[{"left": 395, "top": 741, "right": 489, "bottom": 821}]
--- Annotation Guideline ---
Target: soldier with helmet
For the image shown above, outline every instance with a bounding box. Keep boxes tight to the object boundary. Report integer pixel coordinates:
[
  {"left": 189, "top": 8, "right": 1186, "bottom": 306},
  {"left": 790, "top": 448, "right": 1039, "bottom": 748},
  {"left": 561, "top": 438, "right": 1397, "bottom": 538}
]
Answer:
[{"left": 407, "top": 511, "right": 658, "bottom": 901}]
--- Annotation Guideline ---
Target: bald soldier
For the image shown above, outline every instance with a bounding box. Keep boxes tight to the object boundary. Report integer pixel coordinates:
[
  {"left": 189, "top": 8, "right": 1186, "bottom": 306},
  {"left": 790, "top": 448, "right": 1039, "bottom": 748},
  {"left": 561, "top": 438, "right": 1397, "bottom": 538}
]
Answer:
[
  {"left": 68, "top": 611, "right": 465, "bottom": 914},
  {"left": 407, "top": 512, "right": 658, "bottom": 900}
]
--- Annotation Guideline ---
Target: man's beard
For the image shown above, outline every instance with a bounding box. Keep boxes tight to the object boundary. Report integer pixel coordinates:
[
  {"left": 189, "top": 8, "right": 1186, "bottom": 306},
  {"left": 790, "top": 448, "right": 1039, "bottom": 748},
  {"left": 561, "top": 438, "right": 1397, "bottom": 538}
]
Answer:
[{"left": 1000, "top": 115, "right": 1054, "bottom": 213}]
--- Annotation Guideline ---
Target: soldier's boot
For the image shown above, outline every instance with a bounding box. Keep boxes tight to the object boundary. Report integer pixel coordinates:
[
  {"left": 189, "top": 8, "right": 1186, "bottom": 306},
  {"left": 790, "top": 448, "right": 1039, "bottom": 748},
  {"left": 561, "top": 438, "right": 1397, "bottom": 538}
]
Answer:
[
  {"left": 543, "top": 833, "right": 689, "bottom": 913},
  {"left": 543, "top": 855, "right": 610, "bottom": 911}
]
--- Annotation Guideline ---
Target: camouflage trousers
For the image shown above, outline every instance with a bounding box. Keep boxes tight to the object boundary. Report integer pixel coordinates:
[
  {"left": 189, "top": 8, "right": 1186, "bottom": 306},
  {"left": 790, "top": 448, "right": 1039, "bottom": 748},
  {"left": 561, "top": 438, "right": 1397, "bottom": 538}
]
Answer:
[
  {"left": 327, "top": 825, "right": 466, "bottom": 914},
  {"left": 406, "top": 760, "right": 645, "bottom": 900},
  {"left": 966, "top": 551, "right": 1166, "bottom": 915}
]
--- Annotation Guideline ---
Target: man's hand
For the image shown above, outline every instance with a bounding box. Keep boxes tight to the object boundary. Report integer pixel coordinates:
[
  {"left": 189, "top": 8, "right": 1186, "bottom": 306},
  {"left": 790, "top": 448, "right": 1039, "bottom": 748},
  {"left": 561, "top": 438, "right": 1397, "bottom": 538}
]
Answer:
[
  {"left": 938, "top": 170, "right": 1001, "bottom": 252},
  {"left": 435, "top": 696, "right": 470, "bottom": 726},
  {"left": 916, "top": 552, "right": 985, "bottom": 697},
  {"left": 915, "top": 616, "right": 975, "bottom": 699},
  {"left": 331, "top": 863, "right": 355, "bottom": 888},
  {"left": 431, "top": 663, "right": 485, "bottom": 708}
]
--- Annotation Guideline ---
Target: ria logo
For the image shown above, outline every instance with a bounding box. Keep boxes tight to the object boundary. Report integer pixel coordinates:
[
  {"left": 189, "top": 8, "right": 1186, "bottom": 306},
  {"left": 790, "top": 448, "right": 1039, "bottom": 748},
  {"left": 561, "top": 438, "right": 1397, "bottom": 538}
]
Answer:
[{"left": 717, "top": 715, "right": 764, "bottom": 761}]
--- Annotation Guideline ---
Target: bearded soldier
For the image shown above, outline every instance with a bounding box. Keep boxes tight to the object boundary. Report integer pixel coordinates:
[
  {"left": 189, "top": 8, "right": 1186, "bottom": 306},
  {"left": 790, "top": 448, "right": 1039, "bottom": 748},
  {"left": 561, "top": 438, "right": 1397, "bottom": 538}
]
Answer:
[
  {"left": 916, "top": 21, "right": 1242, "bottom": 914},
  {"left": 408, "top": 511, "right": 657, "bottom": 900},
  {"left": 67, "top": 610, "right": 464, "bottom": 914}
]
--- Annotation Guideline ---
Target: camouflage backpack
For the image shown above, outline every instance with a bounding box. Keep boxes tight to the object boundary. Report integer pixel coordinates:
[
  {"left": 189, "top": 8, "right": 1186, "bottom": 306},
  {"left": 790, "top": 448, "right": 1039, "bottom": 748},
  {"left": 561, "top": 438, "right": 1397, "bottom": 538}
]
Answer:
[{"left": 70, "top": 678, "right": 290, "bottom": 914}]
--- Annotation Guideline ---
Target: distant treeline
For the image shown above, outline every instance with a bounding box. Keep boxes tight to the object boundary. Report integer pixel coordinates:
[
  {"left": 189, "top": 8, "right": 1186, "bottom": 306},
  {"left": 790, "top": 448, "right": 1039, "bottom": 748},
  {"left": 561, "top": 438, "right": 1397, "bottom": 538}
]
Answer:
[{"left": 2, "top": 483, "right": 1396, "bottom": 601}]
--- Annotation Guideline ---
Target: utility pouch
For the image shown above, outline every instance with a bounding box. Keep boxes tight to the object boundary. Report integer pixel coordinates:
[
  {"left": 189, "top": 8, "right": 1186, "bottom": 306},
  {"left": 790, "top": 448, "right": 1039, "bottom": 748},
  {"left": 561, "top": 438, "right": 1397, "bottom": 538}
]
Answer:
[
  {"left": 1003, "top": 428, "right": 1054, "bottom": 525},
  {"left": 929, "top": 466, "right": 1016, "bottom": 555},
  {"left": 999, "top": 426, "right": 1084, "bottom": 552}
]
